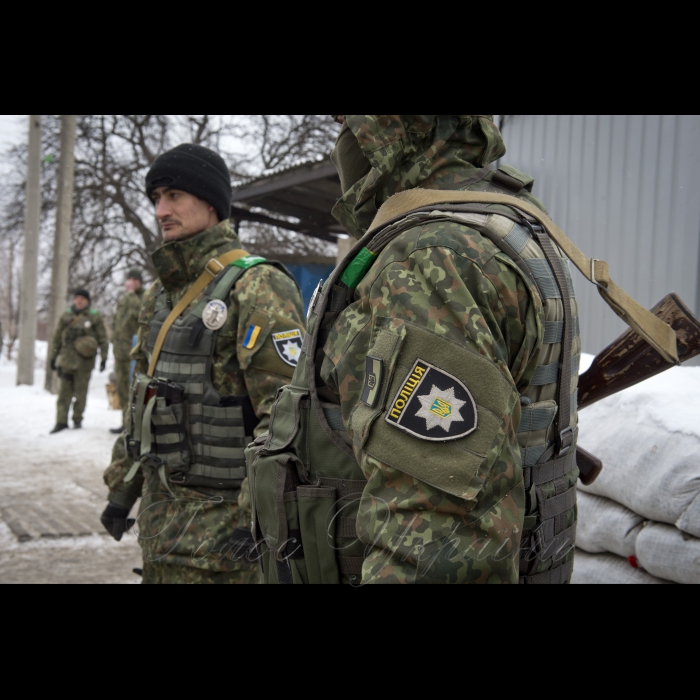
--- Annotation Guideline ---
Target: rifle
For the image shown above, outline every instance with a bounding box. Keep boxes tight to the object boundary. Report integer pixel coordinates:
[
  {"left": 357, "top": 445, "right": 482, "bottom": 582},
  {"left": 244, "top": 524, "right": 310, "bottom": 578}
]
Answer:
[{"left": 576, "top": 293, "right": 700, "bottom": 485}]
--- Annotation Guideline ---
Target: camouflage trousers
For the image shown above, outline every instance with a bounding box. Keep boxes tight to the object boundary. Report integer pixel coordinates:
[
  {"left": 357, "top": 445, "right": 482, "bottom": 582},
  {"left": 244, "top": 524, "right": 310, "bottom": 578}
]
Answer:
[
  {"left": 114, "top": 358, "right": 131, "bottom": 424},
  {"left": 56, "top": 368, "right": 92, "bottom": 425},
  {"left": 142, "top": 561, "right": 261, "bottom": 584}
]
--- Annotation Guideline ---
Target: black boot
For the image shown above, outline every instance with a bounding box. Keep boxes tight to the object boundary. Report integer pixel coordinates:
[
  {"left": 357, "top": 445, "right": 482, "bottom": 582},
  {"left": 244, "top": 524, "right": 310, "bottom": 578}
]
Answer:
[
  {"left": 73, "top": 421, "right": 82, "bottom": 429},
  {"left": 110, "top": 426, "right": 125, "bottom": 434},
  {"left": 50, "top": 423, "right": 69, "bottom": 434}
]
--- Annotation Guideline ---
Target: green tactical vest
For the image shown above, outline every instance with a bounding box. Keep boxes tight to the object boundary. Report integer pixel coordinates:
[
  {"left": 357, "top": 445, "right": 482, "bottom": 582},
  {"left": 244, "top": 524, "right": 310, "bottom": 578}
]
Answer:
[
  {"left": 246, "top": 166, "right": 580, "bottom": 584},
  {"left": 125, "top": 257, "right": 295, "bottom": 492}
]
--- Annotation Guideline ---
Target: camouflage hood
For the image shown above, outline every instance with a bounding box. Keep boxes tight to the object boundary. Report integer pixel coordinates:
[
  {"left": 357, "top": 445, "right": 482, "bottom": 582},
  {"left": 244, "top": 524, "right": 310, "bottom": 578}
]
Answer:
[
  {"left": 152, "top": 220, "right": 241, "bottom": 295},
  {"left": 332, "top": 115, "right": 506, "bottom": 239}
]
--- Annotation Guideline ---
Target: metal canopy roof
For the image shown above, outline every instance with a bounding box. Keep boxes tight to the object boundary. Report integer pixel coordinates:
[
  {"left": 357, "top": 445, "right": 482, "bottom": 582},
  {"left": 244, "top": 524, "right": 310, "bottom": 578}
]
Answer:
[{"left": 230, "top": 158, "right": 344, "bottom": 241}]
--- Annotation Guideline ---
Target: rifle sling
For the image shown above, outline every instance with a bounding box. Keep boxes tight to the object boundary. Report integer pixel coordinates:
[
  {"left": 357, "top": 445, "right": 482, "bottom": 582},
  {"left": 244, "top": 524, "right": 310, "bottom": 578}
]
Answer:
[
  {"left": 368, "top": 190, "right": 679, "bottom": 364},
  {"left": 147, "top": 249, "right": 251, "bottom": 378}
]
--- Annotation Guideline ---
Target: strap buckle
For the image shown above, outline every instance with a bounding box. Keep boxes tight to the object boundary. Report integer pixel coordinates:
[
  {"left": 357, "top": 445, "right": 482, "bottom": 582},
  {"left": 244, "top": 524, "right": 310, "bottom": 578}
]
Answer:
[
  {"left": 590, "top": 258, "right": 606, "bottom": 290},
  {"left": 140, "top": 453, "right": 164, "bottom": 469},
  {"left": 558, "top": 426, "right": 574, "bottom": 457},
  {"left": 205, "top": 258, "right": 225, "bottom": 277}
]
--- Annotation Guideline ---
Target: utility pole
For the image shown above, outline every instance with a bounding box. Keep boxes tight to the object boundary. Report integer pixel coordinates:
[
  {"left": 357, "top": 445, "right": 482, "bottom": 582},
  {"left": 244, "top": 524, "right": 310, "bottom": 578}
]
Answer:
[
  {"left": 16, "top": 116, "right": 42, "bottom": 386},
  {"left": 45, "top": 115, "right": 77, "bottom": 393}
]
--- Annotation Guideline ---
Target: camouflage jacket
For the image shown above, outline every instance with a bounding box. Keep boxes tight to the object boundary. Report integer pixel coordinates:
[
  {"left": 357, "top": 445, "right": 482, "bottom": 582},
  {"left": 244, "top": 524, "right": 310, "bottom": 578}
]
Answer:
[
  {"left": 51, "top": 305, "right": 109, "bottom": 372},
  {"left": 112, "top": 287, "right": 145, "bottom": 361},
  {"left": 104, "top": 220, "right": 306, "bottom": 572},
  {"left": 320, "top": 115, "right": 547, "bottom": 584}
]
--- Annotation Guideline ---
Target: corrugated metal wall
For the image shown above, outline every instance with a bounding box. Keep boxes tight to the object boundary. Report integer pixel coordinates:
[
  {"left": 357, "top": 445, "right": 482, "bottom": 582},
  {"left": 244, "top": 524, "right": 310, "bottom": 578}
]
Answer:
[{"left": 499, "top": 115, "right": 700, "bottom": 358}]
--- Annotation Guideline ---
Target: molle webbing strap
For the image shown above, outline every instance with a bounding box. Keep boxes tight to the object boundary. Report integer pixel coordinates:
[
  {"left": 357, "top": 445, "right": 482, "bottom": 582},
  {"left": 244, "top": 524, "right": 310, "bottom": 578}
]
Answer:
[
  {"left": 519, "top": 558, "right": 574, "bottom": 585},
  {"left": 338, "top": 557, "right": 363, "bottom": 577},
  {"left": 534, "top": 230, "right": 574, "bottom": 455},
  {"left": 147, "top": 249, "right": 250, "bottom": 377},
  {"left": 368, "top": 190, "right": 679, "bottom": 364}
]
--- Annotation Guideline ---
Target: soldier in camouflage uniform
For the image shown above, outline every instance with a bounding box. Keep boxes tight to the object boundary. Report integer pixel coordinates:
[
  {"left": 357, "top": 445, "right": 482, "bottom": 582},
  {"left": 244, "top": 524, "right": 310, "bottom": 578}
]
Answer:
[
  {"left": 110, "top": 268, "right": 145, "bottom": 433},
  {"left": 100, "top": 144, "right": 306, "bottom": 584},
  {"left": 248, "top": 115, "right": 580, "bottom": 585},
  {"left": 49, "top": 289, "right": 109, "bottom": 433}
]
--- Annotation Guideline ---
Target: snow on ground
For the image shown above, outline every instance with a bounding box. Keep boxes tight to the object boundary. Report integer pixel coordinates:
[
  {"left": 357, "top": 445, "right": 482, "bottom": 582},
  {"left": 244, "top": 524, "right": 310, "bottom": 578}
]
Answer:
[
  {"left": 0, "top": 345, "right": 697, "bottom": 583},
  {"left": 0, "top": 342, "right": 142, "bottom": 583}
]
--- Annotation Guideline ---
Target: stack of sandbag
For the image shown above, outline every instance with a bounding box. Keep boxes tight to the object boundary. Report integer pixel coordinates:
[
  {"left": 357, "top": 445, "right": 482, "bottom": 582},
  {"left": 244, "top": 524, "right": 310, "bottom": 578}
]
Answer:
[{"left": 571, "top": 360, "right": 700, "bottom": 584}]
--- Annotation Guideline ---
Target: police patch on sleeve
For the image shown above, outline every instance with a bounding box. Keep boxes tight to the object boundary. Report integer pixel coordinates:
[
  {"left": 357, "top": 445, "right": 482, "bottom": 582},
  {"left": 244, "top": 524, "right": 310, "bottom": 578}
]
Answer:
[
  {"left": 202, "top": 300, "right": 228, "bottom": 330},
  {"left": 385, "top": 359, "right": 477, "bottom": 441},
  {"left": 272, "top": 329, "right": 303, "bottom": 367}
]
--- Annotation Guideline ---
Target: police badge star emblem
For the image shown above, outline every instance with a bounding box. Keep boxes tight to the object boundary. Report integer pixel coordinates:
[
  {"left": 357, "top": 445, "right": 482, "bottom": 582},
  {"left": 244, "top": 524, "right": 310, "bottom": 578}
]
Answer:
[
  {"left": 202, "top": 300, "right": 228, "bottom": 331},
  {"left": 272, "top": 329, "right": 303, "bottom": 367},
  {"left": 385, "top": 359, "right": 477, "bottom": 441}
]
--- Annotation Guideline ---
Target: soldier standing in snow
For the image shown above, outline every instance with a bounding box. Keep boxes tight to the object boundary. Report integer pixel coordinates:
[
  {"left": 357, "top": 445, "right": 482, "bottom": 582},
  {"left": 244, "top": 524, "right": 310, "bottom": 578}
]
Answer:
[
  {"left": 49, "top": 289, "right": 109, "bottom": 433},
  {"left": 110, "top": 268, "right": 145, "bottom": 434},
  {"left": 101, "top": 144, "right": 306, "bottom": 584}
]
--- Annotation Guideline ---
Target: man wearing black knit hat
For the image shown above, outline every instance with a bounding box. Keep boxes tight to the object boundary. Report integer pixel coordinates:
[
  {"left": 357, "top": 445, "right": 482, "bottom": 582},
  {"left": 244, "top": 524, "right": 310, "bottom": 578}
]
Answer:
[
  {"left": 49, "top": 289, "right": 109, "bottom": 434},
  {"left": 101, "top": 143, "right": 306, "bottom": 584}
]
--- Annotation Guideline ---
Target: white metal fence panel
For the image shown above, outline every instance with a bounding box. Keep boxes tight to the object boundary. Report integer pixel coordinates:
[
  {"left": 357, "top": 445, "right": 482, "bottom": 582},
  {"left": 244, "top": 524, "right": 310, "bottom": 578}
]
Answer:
[{"left": 499, "top": 114, "right": 700, "bottom": 357}]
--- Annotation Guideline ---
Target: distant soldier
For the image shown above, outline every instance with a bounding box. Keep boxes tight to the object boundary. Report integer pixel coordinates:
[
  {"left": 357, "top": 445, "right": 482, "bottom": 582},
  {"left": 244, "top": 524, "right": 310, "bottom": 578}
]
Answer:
[
  {"left": 110, "top": 269, "right": 145, "bottom": 434},
  {"left": 49, "top": 289, "right": 109, "bottom": 434}
]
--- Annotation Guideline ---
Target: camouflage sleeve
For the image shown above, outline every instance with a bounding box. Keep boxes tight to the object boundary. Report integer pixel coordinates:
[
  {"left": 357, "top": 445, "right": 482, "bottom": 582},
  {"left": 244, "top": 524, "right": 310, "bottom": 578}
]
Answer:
[
  {"left": 232, "top": 264, "right": 306, "bottom": 437},
  {"left": 322, "top": 224, "right": 543, "bottom": 584},
  {"left": 50, "top": 316, "right": 65, "bottom": 359},
  {"left": 103, "top": 284, "right": 159, "bottom": 507},
  {"left": 130, "top": 282, "right": 160, "bottom": 375},
  {"left": 93, "top": 313, "right": 109, "bottom": 359}
]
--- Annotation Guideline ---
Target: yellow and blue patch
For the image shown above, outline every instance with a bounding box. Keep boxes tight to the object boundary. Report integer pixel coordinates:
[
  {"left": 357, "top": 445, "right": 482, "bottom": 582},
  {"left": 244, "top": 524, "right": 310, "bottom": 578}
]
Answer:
[{"left": 243, "top": 324, "right": 262, "bottom": 349}]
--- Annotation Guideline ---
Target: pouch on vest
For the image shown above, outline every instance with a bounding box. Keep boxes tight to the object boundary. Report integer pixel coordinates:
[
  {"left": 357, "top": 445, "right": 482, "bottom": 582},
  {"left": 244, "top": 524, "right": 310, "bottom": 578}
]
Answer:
[
  {"left": 246, "top": 372, "right": 366, "bottom": 584},
  {"left": 125, "top": 256, "right": 298, "bottom": 492},
  {"left": 74, "top": 335, "right": 99, "bottom": 359}
]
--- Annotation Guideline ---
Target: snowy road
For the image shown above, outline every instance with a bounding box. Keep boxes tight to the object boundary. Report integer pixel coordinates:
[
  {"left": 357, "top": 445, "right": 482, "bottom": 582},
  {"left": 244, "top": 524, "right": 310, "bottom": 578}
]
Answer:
[{"left": 0, "top": 346, "right": 141, "bottom": 584}]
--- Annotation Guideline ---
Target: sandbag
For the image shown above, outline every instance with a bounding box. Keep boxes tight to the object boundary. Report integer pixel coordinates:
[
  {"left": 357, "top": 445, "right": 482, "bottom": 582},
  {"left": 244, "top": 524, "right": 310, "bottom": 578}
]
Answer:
[
  {"left": 577, "top": 365, "right": 700, "bottom": 537},
  {"left": 571, "top": 550, "right": 672, "bottom": 585},
  {"left": 635, "top": 522, "right": 700, "bottom": 585},
  {"left": 576, "top": 491, "right": 644, "bottom": 559}
]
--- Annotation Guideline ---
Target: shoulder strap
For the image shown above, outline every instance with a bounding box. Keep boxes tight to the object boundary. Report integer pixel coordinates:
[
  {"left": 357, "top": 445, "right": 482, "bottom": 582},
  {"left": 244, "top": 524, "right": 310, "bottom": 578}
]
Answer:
[
  {"left": 67, "top": 310, "right": 87, "bottom": 329},
  {"left": 147, "top": 248, "right": 251, "bottom": 377},
  {"left": 367, "top": 190, "right": 679, "bottom": 364}
]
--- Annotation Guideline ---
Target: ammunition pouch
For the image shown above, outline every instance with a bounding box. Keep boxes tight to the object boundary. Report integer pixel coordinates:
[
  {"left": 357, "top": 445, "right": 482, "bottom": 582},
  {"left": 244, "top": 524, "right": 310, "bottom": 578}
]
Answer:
[
  {"left": 246, "top": 381, "right": 367, "bottom": 585},
  {"left": 74, "top": 335, "right": 99, "bottom": 359}
]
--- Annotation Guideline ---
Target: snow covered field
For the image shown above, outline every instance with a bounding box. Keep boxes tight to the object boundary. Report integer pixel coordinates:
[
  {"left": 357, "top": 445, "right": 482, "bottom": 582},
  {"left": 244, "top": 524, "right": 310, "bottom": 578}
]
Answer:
[{"left": 0, "top": 342, "right": 141, "bottom": 583}]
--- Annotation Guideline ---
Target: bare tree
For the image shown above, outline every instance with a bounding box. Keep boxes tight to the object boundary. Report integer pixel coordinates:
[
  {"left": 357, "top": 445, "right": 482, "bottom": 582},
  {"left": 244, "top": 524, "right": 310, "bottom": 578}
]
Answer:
[
  {"left": 0, "top": 115, "right": 338, "bottom": 324},
  {"left": 239, "top": 115, "right": 338, "bottom": 172}
]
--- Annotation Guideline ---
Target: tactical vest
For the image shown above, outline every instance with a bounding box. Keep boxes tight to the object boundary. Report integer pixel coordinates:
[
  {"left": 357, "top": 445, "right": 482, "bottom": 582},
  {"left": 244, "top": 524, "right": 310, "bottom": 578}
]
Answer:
[
  {"left": 125, "top": 257, "right": 293, "bottom": 492},
  {"left": 246, "top": 168, "right": 580, "bottom": 584}
]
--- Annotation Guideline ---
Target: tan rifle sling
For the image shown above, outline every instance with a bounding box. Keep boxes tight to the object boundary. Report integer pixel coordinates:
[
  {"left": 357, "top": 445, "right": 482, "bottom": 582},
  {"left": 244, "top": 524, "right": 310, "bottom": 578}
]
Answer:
[{"left": 369, "top": 190, "right": 679, "bottom": 365}]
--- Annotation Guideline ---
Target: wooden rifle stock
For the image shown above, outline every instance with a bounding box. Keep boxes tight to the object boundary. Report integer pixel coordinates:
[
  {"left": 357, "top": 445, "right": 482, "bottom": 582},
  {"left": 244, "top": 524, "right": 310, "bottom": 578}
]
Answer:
[{"left": 575, "top": 293, "right": 700, "bottom": 484}]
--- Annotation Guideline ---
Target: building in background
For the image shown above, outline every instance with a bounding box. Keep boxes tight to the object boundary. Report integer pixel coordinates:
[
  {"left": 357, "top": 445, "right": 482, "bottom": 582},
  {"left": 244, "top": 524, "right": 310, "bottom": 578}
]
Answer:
[
  {"left": 231, "top": 117, "right": 700, "bottom": 353},
  {"left": 500, "top": 115, "right": 700, "bottom": 358}
]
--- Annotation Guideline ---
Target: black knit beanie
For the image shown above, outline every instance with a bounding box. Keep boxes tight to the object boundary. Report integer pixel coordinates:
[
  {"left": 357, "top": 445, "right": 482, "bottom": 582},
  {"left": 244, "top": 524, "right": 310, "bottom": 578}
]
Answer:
[
  {"left": 74, "top": 288, "right": 90, "bottom": 302},
  {"left": 145, "top": 144, "right": 232, "bottom": 222}
]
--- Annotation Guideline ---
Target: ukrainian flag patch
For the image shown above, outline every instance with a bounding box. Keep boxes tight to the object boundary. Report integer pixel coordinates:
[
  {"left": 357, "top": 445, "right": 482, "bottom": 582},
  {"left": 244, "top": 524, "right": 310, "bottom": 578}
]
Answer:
[{"left": 243, "top": 324, "right": 262, "bottom": 349}]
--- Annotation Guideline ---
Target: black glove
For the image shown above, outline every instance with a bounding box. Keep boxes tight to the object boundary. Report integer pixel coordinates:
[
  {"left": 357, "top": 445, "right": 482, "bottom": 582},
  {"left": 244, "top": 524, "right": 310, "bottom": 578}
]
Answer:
[
  {"left": 100, "top": 503, "right": 135, "bottom": 542},
  {"left": 50, "top": 357, "right": 57, "bottom": 371},
  {"left": 100, "top": 358, "right": 107, "bottom": 372}
]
